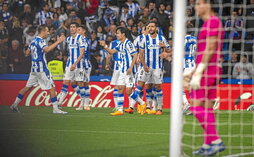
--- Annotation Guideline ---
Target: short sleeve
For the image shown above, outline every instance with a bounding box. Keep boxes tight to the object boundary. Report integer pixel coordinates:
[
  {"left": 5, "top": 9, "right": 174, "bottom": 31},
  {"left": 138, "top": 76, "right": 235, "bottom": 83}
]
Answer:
[
  {"left": 207, "top": 18, "right": 220, "bottom": 37},
  {"left": 126, "top": 41, "right": 137, "bottom": 55},
  {"left": 39, "top": 39, "right": 47, "bottom": 49},
  {"left": 79, "top": 37, "right": 86, "bottom": 49},
  {"left": 162, "top": 36, "right": 170, "bottom": 49},
  {"left": 139, "top": 37, "right": 145, "bottom": 50},
  {"left": 133, "top": 37, "right": 138, "bottom": 49}
]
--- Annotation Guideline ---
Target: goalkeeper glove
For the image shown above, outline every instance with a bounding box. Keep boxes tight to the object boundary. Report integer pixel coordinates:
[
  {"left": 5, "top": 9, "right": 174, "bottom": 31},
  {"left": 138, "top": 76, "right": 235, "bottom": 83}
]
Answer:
[{"left": 189, "top": 63, "right": 207, "bottom": 90}]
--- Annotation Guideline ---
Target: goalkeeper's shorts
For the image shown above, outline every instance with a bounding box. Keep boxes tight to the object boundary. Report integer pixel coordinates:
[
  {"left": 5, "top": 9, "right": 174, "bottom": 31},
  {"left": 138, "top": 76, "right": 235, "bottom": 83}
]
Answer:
[{"left": 190, "top": 77, "right": 218, "bottom": 100}]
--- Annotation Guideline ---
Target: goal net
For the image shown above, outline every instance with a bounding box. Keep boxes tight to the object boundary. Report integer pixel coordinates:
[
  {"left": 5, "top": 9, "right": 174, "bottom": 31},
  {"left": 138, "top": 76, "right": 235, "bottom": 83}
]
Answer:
[{"left": 171, "top": 0, "right": 254, "bottom": 156}]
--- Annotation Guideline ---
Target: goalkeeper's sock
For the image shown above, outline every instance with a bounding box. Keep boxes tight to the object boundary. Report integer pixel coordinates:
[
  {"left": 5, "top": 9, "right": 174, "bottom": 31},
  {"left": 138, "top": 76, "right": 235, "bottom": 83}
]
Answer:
[
  {"left": 211, "top": 139, "right": 222, "bottom": 144},
  {"left": 202, "top": 144, "right": 211, "bottom": 149},
  {"left": 189, "top": 106, "right": 206, "bottom": 142},
  {"left": 206, "top": 108, "right": 220, "bottom": 144},
  {"left": 113, "top": 89, "right": 118, "bottom": 108},
  {"left": 13, "top": 93, "right": 24, "bottom": 106}
]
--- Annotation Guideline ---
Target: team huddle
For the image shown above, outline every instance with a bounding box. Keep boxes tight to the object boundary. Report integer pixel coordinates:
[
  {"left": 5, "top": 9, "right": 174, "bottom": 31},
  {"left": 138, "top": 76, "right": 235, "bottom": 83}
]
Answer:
[{"left": 9, "top": 21, "right": 197, "bottom": 116}]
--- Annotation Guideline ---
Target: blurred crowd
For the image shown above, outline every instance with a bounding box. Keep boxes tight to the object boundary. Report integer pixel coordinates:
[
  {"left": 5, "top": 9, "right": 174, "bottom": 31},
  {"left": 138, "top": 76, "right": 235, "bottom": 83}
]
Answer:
[{"left": 0, "top": 0, "right": 253, "bottom": 79}]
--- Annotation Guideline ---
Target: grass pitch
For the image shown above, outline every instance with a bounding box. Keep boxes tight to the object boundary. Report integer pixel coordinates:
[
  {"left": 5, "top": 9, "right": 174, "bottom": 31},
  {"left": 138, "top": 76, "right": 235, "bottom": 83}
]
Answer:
[{"left": 0, "top": 106, "right": 253, "bottom": 157}]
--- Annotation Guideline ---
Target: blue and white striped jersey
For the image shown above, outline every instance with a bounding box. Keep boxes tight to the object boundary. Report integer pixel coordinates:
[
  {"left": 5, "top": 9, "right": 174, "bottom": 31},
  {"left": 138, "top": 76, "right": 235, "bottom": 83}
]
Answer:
[
  {"left": 36, "top": 11, "right": 53, "bottom": 25},
  {"left": 140, "top": 34, "right": 170, "bottom": 69},
  {"left": 109, "top": 40, "right": 121, "bottom": 71},
  {"left": 184, "top": 35, "right": 197, "bottom": 69},
  {"left": 66, "top": 34, "right": 86, "bottom": 69},
  {"left": 28, "top": 36, "right": 48, "bottom": 73},
  {"left": 133, "top": 34, "right": 145, "bottom": 50},
  {"left": 126, "top": 2, "right": 140, "bottom": 18},
  {"left": 113, "top": 39, "right": 137, "bottom": 73},
  {"left": 82, "top": 36, "right": 91, "bottom": 70}
]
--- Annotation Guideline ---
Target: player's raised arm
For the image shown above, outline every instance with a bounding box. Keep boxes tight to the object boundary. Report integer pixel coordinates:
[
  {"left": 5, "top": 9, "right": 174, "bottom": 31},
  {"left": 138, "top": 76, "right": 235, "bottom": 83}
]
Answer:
[
  {"left": 44, "top": 35, "right": 65, "bottom": 53},
  {"left": 99, "top": 40, "right": 117, "bottom": 54},
  {"left": 24, "top": 46, "right": 31, "bottom": 56}
]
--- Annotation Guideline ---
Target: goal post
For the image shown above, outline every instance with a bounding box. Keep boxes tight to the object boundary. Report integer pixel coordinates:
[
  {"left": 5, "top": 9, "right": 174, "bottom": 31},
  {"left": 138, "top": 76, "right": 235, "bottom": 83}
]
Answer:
[{"left": 169, "top": 0, "right": 186, "bottom": 156}]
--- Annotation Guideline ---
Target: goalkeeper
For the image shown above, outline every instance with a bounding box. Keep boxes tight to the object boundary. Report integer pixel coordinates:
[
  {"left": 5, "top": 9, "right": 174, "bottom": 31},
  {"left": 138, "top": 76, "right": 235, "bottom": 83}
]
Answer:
[{"left": 184, "top": 0, "right": 226, "bottom": 156}]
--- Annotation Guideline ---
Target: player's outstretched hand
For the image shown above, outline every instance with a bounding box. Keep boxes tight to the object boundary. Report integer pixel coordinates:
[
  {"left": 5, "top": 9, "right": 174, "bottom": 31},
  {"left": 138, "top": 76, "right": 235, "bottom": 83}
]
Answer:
[
  {"left": 99, "top": 40, "right": 106, "bottom": 47},
  {"left": 57, "top": 35, "right": 65, "bottom": 43},
  {"left": 160, "top": 52, "right": 169, "bottom": 59},
  {"left": 159, "top": 42, "right": 165, "bottom": 48}
]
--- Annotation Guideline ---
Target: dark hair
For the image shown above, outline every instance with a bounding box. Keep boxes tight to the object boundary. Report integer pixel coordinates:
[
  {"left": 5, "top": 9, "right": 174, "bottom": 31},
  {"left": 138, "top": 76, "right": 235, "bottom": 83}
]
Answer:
[
  {"left": 116, "top": 27, "right": 128, "bottom": 36},
  {"left": 70, "top": 22, "right": 79, "bottom": 28},
  {"left": 204, "top": 0, "right": 217, "bottom": 12},
  {"left": 78, "top": 25, "right": 87, "bottom": 31},
  {"left": 149, "top": 21, "right": 158, "bottom": 27},
  {"left": 123, "top": 4, "right": 129, "bottom": 9},
  {"left": 38, "top": 25, "right": 48, "bottom": 33}
]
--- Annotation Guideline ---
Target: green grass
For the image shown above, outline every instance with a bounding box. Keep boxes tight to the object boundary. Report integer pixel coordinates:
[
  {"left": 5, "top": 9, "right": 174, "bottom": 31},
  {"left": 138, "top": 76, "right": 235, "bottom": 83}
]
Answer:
[{"left": 0, "top": 106, "right": 254, "bottom": 157}]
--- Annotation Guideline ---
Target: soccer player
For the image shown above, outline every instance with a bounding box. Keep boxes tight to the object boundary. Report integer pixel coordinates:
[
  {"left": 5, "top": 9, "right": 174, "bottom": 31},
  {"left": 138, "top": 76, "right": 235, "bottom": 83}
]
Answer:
[
  {"left": 10, "top": 25, "right": 67, "bottom": 114},
  {"left": 183, "top": 0, "right": 225, "bottom": 155},
  {"left": 58, "top": 22, "right": 86, "bottom": 108},
  {"left": 75, "top": 25, "right": 91, "bottom": 111},
  {"left": 123, "top": 25, "right": 147, "bottom": 113},
  {"left": 182, "top": 32, "right": 197, "bottom": 115},
  {"left": 105, "top": 39, "right": 121, "bottom": 111},
  {"left": 129, "top": 21, "right": 171, "bottom": 115},
  {"left": 99, "top": 27, "right": 138, "bottom": 116}
]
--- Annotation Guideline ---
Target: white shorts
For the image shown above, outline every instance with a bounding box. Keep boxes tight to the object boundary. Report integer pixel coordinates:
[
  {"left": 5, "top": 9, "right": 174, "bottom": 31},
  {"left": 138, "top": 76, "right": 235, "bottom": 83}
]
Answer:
[
  {"left": 117, "top": 71, "right": 135, "bottom": 88},
  {"left": 63, "top": 68, "right": 84, "bottom": 82},
  {"left": 84, "top": 67, "right": 91, "bottom": 82},
  {"left": 110, "top": 69, "right": 120, "bottom": 85},
  {"left": 26, "top": 72, "right": 55, "bottom": 90},
  {"left": 138, "top": 68, "right": 163, "bottom": 84}
]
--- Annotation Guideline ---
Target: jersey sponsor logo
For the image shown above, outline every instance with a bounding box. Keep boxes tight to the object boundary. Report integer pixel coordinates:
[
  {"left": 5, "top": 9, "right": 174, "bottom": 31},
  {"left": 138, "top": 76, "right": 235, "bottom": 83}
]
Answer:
[
  {"left": 147, "top": 44, "right": 160, "bottom": 49},
  {"left": 69, "top": 44, "right": 78, "bottom": 49}
]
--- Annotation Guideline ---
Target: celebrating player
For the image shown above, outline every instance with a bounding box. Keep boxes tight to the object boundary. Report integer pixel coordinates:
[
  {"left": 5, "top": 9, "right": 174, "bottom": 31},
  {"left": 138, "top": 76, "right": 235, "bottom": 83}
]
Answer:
[
  {"left": 100, "top": 27, "right": 138, "bottom": 116},
  {"left": 105, "top": 39, "right": 121, "bottom": 111},
  {"left": 58, "top": 22, "right": 86, "bottom": 108},
  {"left": 75, "top": 25, "right": 91, "bottom": 110},
  {"left": 182, "top": 32, "right": 197, "bottom": 115},
  {"left": 129, "top": 21, "right": 171, "bottom": 115},
  {"left": 10, "top": 25, "right": 67, "bottom": 114},
  {"left": 183, "top": 0, "right": 225, "bottom": 155}
]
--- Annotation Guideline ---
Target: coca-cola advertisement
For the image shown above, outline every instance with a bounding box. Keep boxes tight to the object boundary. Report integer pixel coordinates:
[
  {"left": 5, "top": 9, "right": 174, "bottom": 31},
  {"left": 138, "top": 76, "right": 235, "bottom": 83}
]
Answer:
[
  {"left": 0, "top": 80, "right": 253, "bottom": 110},
  {"left": 0, "top": 80, "right": 171, "bottom": 108}
]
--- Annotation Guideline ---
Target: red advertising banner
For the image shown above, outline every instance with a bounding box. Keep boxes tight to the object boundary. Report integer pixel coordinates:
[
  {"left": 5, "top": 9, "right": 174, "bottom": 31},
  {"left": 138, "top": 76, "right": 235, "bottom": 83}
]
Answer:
[{"left": 0, "top": 80, "right": 253, "bottom": 110}]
